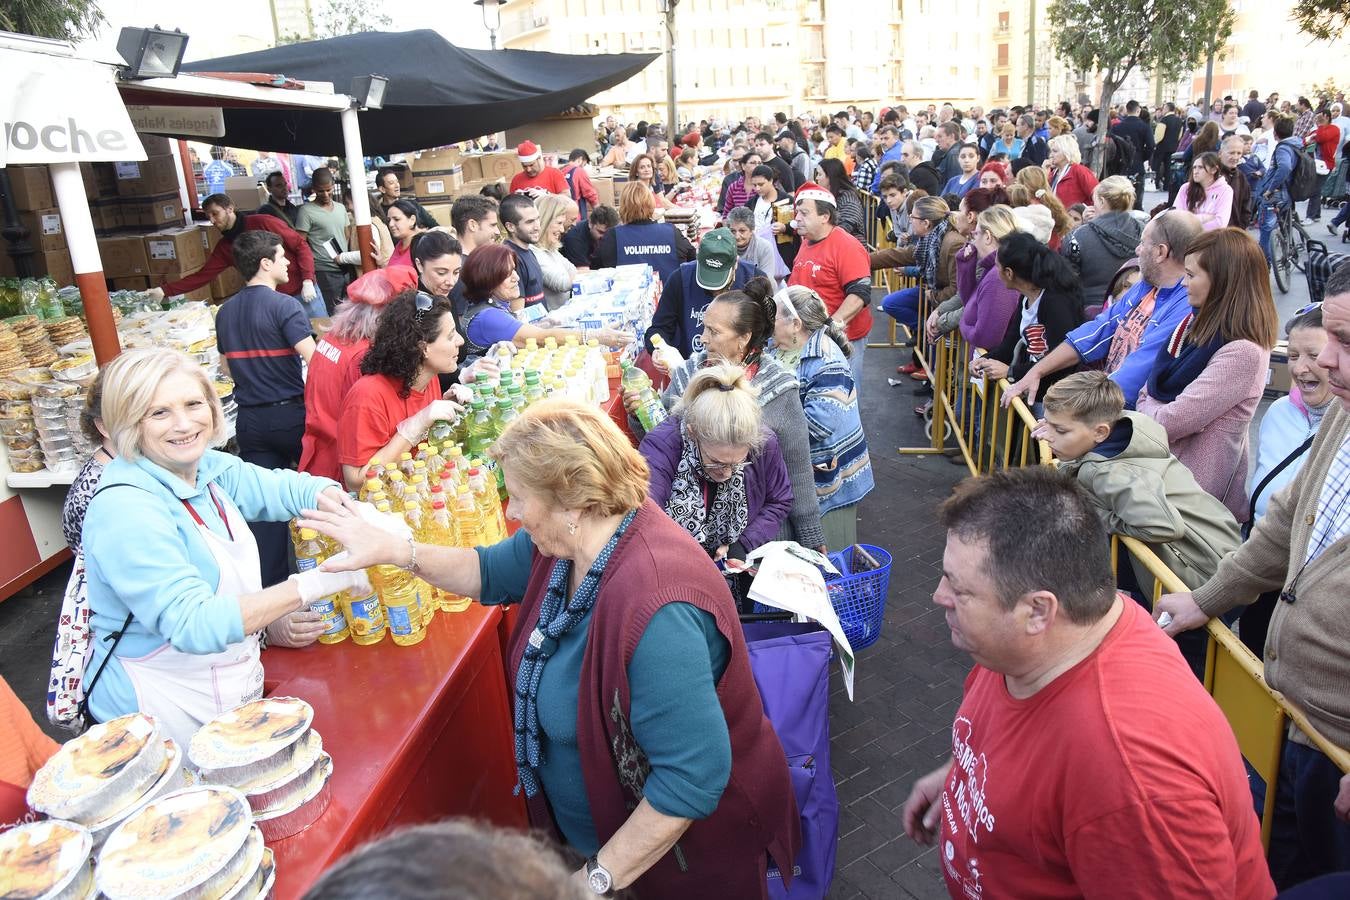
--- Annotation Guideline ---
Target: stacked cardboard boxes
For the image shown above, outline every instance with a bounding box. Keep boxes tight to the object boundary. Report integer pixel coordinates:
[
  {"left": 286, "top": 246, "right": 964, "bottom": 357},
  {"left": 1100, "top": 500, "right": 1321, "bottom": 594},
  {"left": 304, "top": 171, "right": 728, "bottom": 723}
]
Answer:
[{"left": 0, "top": 165, "right": 74, "bottom": 284}]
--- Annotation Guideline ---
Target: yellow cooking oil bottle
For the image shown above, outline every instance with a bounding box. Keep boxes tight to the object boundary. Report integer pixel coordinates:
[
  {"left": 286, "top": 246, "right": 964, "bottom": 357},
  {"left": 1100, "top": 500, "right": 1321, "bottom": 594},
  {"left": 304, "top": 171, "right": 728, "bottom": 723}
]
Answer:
[
  {"left": 467, "top": 466, "right": 506, "bottom": 544},
  {"left": 402, "top": 502, "right": 436, "bottom": 629},
  {"left": 428, "top": 498, "right": 472, "bottom": 613},
  {"left": 340, "top": 580, "right": 387, "bottom": 646},
  {"left": 293, "top": 527, "right": 349, "bottom": 644},
  {"left": 369, "top": 500, "right": 426, "bottom": 646},
  {"left": 454, "top": 483, "right": 486, "bottom": 551}
]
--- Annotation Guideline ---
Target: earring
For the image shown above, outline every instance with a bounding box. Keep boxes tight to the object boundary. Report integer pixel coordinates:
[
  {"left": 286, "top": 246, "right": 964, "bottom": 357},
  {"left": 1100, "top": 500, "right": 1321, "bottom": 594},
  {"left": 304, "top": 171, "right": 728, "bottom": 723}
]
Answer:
[{"left": 567, "top": 521, "right": 578, "bottom": 535}]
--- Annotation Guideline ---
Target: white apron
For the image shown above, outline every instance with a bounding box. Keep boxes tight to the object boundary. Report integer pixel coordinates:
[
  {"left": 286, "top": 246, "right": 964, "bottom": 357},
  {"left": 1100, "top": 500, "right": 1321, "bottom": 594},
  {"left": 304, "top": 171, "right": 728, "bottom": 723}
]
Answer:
[{"left": 120, "top": 485, "right": 265, "bottom": 750}]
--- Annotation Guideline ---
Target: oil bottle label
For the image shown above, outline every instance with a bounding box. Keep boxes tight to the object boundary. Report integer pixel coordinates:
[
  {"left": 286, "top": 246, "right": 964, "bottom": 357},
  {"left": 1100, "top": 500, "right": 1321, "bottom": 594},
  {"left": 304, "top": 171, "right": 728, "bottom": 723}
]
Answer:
[
  {"left": 348, "top": 592, "right": 384, "bottom": 634},
  {"left": 310, "top": 597, "right": 345, "bottom": 635},
  {"left": 387, "top": 602, "right": 416, "bottom": 636},
  {"left": 296, "top": 555, "right": 319, "bottom": 572}
]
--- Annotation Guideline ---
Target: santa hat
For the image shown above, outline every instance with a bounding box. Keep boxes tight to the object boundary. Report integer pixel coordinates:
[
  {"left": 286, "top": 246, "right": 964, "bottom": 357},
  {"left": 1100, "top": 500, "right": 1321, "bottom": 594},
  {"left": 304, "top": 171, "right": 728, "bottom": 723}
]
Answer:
[
  {"left": 516, "top": 140, "right": 542, "bottom": 164},
  {"left": 794, "top": 181, "right": 836, "bottom": 208}
]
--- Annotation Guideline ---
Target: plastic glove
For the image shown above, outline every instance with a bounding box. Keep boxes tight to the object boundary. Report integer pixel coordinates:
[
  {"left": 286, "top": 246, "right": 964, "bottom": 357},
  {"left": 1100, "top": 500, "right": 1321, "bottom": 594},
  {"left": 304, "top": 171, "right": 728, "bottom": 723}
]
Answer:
[
  {"left": 447, "top": 383, "right": 473, "bottom": 404},
  {"left": 395, "top": 399, "right": 463, "bottom": 444},
  {"left": 460, "top": 356, "right": 499, "bottom": 386},
  {"left": 336, "top": 250, "right": 362, "bottom": 266},
  {"left": 289, "top": 554, "right": 372, "bottom": 606},
  {"left": 652, "top": 345, "right": 684, "bottom": 373},
  {"left": 146, "top": 287, "right": 166, "bottom": 302},
  {"left": 301, "top": 280, "right": 318, "bottom": 303},
  {"left": 265, "top": 609, "right": 328, "bottom": 648}
]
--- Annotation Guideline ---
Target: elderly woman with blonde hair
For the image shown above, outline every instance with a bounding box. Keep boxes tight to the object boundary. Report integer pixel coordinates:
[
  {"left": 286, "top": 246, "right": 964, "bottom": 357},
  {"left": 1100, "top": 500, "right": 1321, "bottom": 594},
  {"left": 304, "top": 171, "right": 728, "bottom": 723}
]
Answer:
[
  {"left": 303, "top": 399, "right": 800, "bottom": 899},
  {"left": 80, "top": 348, "right": 370, "bottom": 748},
  {"left": 1046, "top": 133, "right": 1099, "bottom": 208}
]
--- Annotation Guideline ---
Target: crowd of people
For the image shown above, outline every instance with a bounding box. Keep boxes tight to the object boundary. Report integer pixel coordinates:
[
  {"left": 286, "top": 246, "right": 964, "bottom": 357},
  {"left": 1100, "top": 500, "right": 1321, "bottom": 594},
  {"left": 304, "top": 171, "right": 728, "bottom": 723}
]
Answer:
[{"left": 4, "top": 85, "right": 1350, "bottom": 900}]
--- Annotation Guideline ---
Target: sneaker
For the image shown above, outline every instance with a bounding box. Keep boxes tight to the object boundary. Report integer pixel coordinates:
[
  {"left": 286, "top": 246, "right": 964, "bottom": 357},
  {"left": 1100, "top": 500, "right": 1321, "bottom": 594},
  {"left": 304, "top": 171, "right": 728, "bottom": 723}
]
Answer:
[
  {"left": 1331, "top": 223, "right": 1341, "bottom": 235},
  {"left": 909, "top": 369, "right": 929, "bottom": 382},
  {"left": 913, "top": 400, "right": 931, "bottom": 417},
  {"left": 897, "top": 362, "right": 920, "bottom": 375}
]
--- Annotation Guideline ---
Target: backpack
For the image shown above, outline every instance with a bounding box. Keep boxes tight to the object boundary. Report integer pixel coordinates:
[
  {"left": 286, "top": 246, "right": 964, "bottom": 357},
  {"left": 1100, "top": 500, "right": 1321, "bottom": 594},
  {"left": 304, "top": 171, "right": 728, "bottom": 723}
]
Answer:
[
  {"left": 1092, "top": 133, "right": 1137, "bottom": 178},
  {"left": 1285, "top": 143, "right": 1319, "bottom": 202}
]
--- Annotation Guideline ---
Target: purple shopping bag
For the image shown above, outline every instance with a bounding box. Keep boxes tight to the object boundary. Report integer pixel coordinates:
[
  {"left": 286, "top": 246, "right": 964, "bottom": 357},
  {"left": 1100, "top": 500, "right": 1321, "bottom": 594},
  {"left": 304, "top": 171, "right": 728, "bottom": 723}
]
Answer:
[{"left": 744, "top": 621, "right": 839, "bottom": 899}]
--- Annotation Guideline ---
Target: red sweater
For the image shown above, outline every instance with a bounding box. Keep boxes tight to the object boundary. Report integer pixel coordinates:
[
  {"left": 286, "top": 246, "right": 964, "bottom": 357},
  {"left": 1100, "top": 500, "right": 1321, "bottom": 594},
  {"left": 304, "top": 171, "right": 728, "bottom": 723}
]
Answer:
[
  {"left": 508, "top": 500, "right": 800, "bottom": 899},
  {"left": 161, "top": 214, "right": 316, "bottom": 297}
]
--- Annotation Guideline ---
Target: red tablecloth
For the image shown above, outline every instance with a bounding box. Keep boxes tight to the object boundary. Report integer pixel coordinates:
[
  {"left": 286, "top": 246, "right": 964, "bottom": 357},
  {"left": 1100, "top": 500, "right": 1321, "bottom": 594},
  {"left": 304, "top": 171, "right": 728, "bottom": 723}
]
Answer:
[{"left": 264, "top": 603, "right": 527, "bottom": 898}]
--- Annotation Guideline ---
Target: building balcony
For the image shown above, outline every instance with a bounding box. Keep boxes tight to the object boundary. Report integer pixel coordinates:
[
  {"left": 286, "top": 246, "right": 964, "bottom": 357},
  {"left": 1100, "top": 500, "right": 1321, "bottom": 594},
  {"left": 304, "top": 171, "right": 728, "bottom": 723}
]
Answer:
[{"left": 500, "top": 11, "right": 550, "bottom": 42}]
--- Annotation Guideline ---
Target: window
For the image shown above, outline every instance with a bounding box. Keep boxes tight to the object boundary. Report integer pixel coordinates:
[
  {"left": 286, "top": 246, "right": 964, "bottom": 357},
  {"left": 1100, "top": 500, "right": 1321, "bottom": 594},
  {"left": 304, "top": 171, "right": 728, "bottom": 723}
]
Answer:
[
  {"left": 997, "top": 43, "right": 1008, "bottom": 66},
  {"left": 998, "top": 11, "right": 1009, "bottom": 29},
  {"left": 997, "top": 74, "right": 1009, "bottom": 97}
]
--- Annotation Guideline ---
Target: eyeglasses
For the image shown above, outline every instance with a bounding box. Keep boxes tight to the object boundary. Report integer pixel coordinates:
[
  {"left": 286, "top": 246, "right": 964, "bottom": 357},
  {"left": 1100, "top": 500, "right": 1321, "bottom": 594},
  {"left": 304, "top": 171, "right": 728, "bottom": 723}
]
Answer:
[
  {"left": 1294, "top": 301, "right": 1323, "bottom": 316},
  {"left": 698, "top": 451, "right": 747, "bottom": 476}
]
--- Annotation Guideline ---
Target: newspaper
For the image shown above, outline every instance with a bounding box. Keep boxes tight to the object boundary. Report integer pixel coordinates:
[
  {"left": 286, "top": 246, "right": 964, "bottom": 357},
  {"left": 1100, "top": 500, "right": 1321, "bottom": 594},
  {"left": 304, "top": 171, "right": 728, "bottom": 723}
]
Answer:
[{"left": 744, "top": 542, "right": 856, "bottom": 701}]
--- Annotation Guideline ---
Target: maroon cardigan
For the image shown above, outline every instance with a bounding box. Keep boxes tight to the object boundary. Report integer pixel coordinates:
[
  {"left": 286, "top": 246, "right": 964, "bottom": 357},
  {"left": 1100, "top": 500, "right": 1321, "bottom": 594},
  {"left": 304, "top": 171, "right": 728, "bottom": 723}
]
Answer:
[{"left": 506, "top": 499, "right": 799, "bottom": 899}]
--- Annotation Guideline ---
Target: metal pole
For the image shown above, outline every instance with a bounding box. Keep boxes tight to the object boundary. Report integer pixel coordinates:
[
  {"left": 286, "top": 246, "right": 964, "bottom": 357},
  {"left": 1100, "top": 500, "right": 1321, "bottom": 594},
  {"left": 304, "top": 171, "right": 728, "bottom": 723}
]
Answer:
[
  {"left": 341, "top": 106, "right": 377, "bottom": 273},
  {"left": 1026, "top": 0, "right": 1036, "bottom": 106},
  {"left": 664, "top": 0, "right": 678, "bottom": 134},
  {"left": 51, "top": 163, "right": 120, "bottom": 364}
]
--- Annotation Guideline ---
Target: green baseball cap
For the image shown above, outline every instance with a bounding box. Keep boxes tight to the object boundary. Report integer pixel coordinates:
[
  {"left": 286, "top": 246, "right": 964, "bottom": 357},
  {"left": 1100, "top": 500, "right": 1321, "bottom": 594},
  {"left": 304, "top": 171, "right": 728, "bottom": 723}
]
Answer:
[{"left": 695, "top": 227, "right": 738, "bottom": 291}]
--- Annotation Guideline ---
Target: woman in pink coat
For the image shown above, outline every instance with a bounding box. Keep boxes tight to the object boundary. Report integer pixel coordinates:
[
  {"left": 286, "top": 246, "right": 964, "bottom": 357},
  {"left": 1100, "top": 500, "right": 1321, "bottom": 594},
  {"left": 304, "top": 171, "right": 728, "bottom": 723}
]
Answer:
[{"left": 1136, "top": 228, "right": 1279, "bottom": 521}]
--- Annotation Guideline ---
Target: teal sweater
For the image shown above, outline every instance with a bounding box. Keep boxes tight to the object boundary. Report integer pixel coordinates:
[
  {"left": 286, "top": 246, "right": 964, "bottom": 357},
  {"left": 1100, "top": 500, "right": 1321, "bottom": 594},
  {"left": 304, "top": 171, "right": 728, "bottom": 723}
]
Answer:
[{"left": 477, "top": 531, "right": 731, "bottom": 855}]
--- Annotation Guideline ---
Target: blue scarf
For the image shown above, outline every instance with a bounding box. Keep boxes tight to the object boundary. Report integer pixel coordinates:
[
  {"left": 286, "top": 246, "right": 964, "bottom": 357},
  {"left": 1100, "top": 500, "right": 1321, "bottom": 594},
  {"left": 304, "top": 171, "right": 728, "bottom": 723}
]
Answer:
[
  {"left": 1146, "top": 312, "right": 1225, "bottom": 403},
  {"left": 513, "top": 509, "right": 637, "bottom": 797}
]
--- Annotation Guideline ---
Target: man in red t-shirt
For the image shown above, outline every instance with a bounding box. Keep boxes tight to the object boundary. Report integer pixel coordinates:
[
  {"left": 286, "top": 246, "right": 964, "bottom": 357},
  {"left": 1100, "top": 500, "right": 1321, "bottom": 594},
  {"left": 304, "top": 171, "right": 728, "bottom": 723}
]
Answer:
[
  {"left": 148, "top": 193, "right": 321, "bottom": 316},
  {"left": 787, "top": 181, "right": 873, "bottom": 391},
  {"left": 508, "top": 140, "right": 570, "bottom": 197},
  {"left": 902, "top": 468, "right": 1274, "bottom": 900}
]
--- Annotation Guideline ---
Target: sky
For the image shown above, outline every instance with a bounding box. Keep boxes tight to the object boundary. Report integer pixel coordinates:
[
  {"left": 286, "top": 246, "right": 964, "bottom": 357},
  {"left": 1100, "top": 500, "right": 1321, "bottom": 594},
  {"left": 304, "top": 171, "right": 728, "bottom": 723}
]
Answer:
[{"left": 78, "top": 0, "right": 492, "bottom": 66}]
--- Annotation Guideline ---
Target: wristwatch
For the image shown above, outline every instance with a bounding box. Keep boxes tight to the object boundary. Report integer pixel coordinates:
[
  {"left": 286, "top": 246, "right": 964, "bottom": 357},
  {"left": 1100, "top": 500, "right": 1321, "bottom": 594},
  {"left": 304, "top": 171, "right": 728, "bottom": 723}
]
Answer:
[{"left": 584, "top": 856, "right": 614, "bottom": 896}]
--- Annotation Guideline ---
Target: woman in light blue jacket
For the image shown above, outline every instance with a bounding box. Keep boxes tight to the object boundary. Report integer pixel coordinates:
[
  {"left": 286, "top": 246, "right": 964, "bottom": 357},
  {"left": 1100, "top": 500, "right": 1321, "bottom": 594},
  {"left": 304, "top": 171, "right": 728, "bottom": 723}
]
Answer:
[
  {"left": 770, "top": 286, "right": 874, "bottom": 548},
  {"left": 81, "top": 349, "right": 371, "bottom": 748}
]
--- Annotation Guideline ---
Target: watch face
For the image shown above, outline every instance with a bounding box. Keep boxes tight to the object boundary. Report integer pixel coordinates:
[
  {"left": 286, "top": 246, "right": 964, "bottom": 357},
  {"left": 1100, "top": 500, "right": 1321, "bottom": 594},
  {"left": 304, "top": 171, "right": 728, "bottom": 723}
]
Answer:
[{"left": 588, "top": 868, "right": 612, "bottom": 893}]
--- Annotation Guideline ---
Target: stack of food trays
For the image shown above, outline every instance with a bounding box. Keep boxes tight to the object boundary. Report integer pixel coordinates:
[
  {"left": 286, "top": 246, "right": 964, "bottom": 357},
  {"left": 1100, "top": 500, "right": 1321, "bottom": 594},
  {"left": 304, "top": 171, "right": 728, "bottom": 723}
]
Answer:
[
  {"left": 45, "top": 316, "right": 89, "bottom": 349},
  {"left": 0, "top": 321, "right": 26, "bottom": 376},
  {"left": 31, "top": 377, "right": 88, "bottom": 474},
  {"left": 95, "top": 786, "right": 274, "bottom": 900},
  {"left": 26, "top": 714, "right": 185, "bottom": 850},
  {"left": 0, "top": 368, "right": 50, "bottom": 473},
  {"left": 190, "top": 697, "right": 332, "bottom": 842},
  {"left": 0, "top": 818, "right": 95, "bottom": 900}
]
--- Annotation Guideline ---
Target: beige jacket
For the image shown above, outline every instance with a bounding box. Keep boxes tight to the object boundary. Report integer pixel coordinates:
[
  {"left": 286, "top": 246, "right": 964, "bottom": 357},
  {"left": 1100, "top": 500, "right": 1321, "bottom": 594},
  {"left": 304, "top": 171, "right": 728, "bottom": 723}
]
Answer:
[{"left": 1193, "top": 402, "right": 1350, "bottom": 749}]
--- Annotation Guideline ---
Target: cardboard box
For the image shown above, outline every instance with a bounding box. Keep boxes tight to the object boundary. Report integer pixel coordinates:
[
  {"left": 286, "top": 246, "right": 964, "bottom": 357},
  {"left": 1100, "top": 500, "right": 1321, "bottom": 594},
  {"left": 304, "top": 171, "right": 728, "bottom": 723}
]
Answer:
[
  {"left": 151, "top": 272, "right": 212, "bottom": 302},
  {"left": 17, "top": 208, "right": 66, "bottom": 252},
  {"left": 592, "top": 176, "right": 615, "bottom": 208},
  {"left": 98, "top": 233, "right": 153, "bottom": 278},
  {"left": 479, "top": 151, "right": 523, "bottom": 180},
  {"left": 3, "top": 248, "right": 74, "bottom": 285},
  {"left": 410, "top": 147, "right": 462, "bottom": 174},
  {"left": 137, "top": 134, "right": 174, "bottom": 157},
  {"left": 120, "top": 192, "right": 182, "bottom": 229},
  {"left": 458, "top": 155, "right": 484, "bottom": 182},
  {"left": 114, "top": 155, "right": 180, "bottom": 198},
  {"left": 1266, "top": 341, "right": 1290, "bottom": 396},
  {"left": 89, "top": 199, "right": 126, "bottom": 234},
  {"left": 413, "top": 167, "right": 464, "bottom": 199},
  {"left": 423, "top": 202, "right": 453, "bottom": 228},
  {"left": 451, "top": 177, "right": 505, "bottom": 200},
  {"left": 210, "top": 266, "right": 245, "bottom": 301},
  {"left": 144, "top": 227, "right": 207, "bottom": 275},
  {"left": 7, "top": 166, "right": 53, "bottom": 210},
  {"left": 224, "top": 175, "right": 264, "bottom": 213},
  {"left": 201, "top": 224, "right": 222, "bottom": 252},
  {"left": 83, "top": 162, "right": 119, "bottom": 200},
  {"left": 109, "top": 275, "right": 152, "bottom": 292}
]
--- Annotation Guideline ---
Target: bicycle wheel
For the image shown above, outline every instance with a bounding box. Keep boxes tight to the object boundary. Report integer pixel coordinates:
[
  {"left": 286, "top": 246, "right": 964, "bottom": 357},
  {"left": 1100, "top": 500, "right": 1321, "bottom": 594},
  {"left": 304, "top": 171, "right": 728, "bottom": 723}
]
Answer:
[
  {"left": 1271, "top": 221, "right": 1292, "bottom": 293},
  {"left": 1291, "top": 216, "right": 1310, "bottom": 273}
]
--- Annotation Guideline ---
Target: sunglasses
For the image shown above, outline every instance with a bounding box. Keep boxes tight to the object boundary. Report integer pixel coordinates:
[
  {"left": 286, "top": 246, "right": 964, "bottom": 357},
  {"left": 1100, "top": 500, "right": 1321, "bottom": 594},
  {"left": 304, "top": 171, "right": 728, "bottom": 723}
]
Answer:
[{"left": 414, "top": 291, "right": 437, "bottom": 324}]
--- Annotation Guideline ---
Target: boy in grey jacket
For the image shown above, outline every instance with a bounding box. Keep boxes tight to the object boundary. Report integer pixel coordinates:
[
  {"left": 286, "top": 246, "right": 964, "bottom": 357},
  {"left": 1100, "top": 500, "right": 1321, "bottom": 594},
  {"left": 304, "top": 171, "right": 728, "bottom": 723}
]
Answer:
[{"left": 1037, "top": 371, "right": 1241, "bottom": 591}]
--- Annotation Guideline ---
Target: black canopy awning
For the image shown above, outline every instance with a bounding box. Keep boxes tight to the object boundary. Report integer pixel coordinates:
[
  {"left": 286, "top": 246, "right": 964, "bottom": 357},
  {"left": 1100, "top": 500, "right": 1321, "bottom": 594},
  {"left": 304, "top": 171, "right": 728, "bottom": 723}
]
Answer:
[{"left": 170, "top": 30, "right": 656, "bottom": 155}]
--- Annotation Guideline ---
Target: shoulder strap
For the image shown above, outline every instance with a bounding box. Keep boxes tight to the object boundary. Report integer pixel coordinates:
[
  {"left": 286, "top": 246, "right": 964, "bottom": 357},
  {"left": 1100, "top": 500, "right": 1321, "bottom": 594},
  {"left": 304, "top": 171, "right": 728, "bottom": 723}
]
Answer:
[{"left": 1244, "top": 432, "right": 1317, "bottom": 538}]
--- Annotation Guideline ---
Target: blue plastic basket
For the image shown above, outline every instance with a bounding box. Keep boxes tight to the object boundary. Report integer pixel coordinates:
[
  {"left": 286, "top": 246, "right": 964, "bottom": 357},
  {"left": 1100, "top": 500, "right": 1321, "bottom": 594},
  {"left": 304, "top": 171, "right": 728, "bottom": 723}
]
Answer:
[{"left": 755, "top": 544, "right": 893, "bottom": 651}]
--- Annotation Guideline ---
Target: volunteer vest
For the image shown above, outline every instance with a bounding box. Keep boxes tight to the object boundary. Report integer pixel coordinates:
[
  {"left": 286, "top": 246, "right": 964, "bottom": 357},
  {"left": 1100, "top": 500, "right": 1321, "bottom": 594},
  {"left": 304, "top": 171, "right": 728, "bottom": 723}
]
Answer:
[
  {"left": 672, "top": 259, "right": 759, "bottom": 358},
  {"left": 614, "top": 222, "right": 682, "bottom": 282}
]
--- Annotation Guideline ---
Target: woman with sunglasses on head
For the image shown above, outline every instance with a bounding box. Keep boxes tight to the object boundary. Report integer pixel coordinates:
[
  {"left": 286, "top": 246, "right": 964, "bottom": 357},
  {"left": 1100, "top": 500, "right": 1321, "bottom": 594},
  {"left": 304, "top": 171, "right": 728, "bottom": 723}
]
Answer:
[
  {"left": 336, "top": 291, "right": 466, "bottom": 490},
  {"left": 639, "top": 362, "right": 791, "bottom": 610}
]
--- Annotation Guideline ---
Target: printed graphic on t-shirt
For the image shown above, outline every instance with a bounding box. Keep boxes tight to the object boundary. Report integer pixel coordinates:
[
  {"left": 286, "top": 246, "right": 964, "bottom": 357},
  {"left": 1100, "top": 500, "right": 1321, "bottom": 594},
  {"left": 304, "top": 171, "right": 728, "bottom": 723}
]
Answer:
[{"left": 942, "top": 716, "right": 996, "bottom": 899}]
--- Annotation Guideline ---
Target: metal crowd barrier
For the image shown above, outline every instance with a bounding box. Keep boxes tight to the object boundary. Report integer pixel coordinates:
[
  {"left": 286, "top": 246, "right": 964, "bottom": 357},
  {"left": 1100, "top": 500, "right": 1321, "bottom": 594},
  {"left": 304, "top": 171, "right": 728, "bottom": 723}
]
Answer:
[
  {"left": 886, "top": 280, "right": 1350, "bottom": 824},
  {"left": 1112, "top": 535, "right": 1350, "bottom": 848},
  {"left": 866, "top": 217, "right": 917, "bottom": 350}
]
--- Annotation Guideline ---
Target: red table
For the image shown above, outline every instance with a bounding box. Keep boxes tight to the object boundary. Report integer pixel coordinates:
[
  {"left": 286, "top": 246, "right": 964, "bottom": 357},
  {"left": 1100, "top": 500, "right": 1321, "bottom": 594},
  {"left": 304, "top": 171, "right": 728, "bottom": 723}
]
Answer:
[{"left": 263, "top": 603, "right": 527, "bottom": 899}]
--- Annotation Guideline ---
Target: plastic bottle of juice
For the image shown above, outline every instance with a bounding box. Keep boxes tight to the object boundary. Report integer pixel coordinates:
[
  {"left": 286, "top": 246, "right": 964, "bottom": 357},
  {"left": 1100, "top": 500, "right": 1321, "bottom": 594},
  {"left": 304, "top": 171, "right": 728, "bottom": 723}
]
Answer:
[
  {"left": 650, "top": 334, "right": 684, "bottom": 372},
  {"left": 587, "top": 338, "right": 611, "bottom": 402},
  {"left": 463, "top": 399, "right": 493, "bottom": 461},
  {"left": 636, "top": 387, "right": 669, "bottom": 432},
  {"left": 620, "top": 358, "right": 652, "bottom": 395},
  {"left": 293, "top": 528, "right": 349, "bottom": 644},
  {"left": 369, "top": 502, "right": 425, "bottom": 646},
  {"left": 507, "top": 381, "right": 526, "bottom": 412}
]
